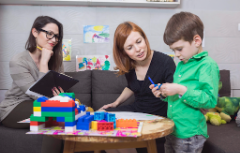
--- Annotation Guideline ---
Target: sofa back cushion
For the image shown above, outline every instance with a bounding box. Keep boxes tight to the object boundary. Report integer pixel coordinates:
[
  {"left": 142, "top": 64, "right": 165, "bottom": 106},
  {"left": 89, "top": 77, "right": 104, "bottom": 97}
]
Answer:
[
  {"left": 65, "top": 70, "right": 92, "bottom": 107},
  {"left": 219, "top": 70, "right": 231, "bottom": 97},
  {"left": 91, "top": 70, "right": 135, "bottom": 110}
]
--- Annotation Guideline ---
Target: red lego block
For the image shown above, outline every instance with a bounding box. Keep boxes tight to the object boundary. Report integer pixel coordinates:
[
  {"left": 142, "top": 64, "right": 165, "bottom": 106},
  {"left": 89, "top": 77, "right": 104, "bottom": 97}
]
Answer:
[
  {"left": 30, "top": 121, "right": 45, "bottom": 126},
  {"left": 116, "top": 119, "right": 137, "bottom": 128},
  {"left": 97, "top": 122, "right": 114, "bottom": 131},
  {"left": 41, "top": 100, "right": 75, "bottom": 107},
  {"left": 75, "top": 108, "right": 78, "bottom": 115}
]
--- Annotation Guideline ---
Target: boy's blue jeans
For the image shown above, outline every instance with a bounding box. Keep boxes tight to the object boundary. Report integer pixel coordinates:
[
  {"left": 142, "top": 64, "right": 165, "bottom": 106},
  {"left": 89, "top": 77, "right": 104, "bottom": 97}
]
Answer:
[{"left": 165, "top": 134, "right": 206, "bottom": 153}]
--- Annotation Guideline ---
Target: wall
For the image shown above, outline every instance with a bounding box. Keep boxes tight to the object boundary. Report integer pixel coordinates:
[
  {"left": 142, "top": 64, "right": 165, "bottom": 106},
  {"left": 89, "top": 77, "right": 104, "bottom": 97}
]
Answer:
[{"left": 0, "top": 0, "right": 240, "bottom": 100}]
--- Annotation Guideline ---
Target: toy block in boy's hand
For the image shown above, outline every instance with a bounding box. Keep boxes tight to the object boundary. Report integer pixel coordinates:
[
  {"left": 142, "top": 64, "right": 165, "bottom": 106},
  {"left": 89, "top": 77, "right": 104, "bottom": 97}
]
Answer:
[{"left": 148, "top": 76, "right": 162, "bottom": 90}]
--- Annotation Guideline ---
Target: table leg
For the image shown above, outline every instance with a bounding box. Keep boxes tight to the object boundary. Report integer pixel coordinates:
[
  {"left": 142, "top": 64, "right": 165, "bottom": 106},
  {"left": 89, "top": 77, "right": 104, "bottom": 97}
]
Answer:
[
  {"left": 63, "top": 140, "right": 76, "bottom": 153},
  {"left": 147, "top": 140, "right": 157, "bottom": 153}
]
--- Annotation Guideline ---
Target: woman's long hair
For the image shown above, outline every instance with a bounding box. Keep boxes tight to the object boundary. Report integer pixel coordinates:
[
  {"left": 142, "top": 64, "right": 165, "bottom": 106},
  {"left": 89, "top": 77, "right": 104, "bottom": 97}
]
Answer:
[{"left": 25, "top": 16, "right": 63, "bottom": 71}]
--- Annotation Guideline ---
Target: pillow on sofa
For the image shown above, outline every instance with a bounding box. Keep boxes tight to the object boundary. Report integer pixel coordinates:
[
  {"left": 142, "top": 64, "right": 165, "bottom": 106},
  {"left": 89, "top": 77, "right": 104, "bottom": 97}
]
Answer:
[{"left": 91, "top": 70, "right": 135, "bottom": 110}]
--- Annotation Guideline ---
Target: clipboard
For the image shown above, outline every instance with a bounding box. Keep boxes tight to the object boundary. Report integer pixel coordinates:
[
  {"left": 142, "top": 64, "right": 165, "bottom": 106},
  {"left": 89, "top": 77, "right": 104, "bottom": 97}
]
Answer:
[{"left": 26, "top": 70, "right": 79, "bottom": 98}]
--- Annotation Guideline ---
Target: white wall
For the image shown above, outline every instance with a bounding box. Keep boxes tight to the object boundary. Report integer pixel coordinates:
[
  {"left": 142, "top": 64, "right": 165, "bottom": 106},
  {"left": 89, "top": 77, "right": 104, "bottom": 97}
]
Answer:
[{"left": 0, "top": 0, "right": 240, "bottom": 99}]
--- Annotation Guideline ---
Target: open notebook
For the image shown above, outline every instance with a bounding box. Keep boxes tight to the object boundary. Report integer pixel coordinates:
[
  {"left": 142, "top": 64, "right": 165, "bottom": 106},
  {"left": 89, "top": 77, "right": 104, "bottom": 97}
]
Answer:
[{"left": 26, "top": 70, "right": 79, "bottom": 98}]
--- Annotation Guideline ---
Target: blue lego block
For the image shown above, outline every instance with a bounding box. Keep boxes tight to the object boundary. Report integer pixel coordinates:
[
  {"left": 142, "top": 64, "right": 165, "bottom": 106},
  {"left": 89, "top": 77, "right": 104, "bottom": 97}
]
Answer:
[
  {"left": 65, "top": 121, "right": 76, "bottom": 126},
  {"left": 94, "top": 112, "right": 105, "bottom": 121},
  {"left": 41, "top": 107, "right": 75, "bottom": 112},
  {"left": 113, "top": 120, "right": 116, "bottom": 129},
  {"left": 85, "top": 115, "right": 94, "bottom": 122},
  {"left": 105, "top": 113, "right": 116, "bottom": 122},
  {"left": 79, "top": 105, "right": 86, "bottom": 111},
  {"left": 56, "top": 117, "right": 65, "bottom": 122},
  {"left": 37, "top": 96, "right": 48, "bottom": 102},
  {"left": 76, "top": 112, "right": 93, "bottom": 130}
]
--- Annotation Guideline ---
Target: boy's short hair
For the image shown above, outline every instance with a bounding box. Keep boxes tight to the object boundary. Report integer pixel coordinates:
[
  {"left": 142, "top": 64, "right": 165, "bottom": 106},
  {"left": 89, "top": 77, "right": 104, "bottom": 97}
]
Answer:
[{"left": 163, "top": 12, "right": 204, "bottom": 45}]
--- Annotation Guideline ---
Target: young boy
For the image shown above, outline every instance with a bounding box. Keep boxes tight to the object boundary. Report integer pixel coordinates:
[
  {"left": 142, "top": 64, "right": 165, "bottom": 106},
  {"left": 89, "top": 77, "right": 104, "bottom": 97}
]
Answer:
[{"left": 150, "top": 12, "right": 220, "bottom": 153}]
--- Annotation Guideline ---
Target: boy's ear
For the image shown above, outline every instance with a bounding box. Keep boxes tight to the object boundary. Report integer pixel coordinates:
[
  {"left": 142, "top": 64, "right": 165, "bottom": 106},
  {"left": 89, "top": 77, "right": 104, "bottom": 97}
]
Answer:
[{"left": 193, "top": 35, "right": 202, "bottom": 47}]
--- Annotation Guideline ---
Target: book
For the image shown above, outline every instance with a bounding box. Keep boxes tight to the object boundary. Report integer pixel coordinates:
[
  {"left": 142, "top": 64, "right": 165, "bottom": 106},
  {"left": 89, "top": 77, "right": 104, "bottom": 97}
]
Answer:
[{"left": 26, "top": 70, "right": 79, "bottom": 98}]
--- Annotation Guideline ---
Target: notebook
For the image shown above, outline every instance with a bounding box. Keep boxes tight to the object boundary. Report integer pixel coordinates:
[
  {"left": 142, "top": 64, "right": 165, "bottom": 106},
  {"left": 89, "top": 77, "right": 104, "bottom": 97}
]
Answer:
[{"left": 26, "top": 70, "right": 79, "bottom": 98}]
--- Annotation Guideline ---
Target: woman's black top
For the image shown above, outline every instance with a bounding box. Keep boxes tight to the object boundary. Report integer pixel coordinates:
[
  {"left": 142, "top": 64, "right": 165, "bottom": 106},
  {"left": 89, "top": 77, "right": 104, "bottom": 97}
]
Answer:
[{"left": 125, "top": 51, "right": 176, "bottom": 117}]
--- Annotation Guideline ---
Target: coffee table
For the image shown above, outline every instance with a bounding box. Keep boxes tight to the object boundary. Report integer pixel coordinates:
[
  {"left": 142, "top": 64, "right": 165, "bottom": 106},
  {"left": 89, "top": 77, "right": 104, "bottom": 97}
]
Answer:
[{"left": 52, "top": 114, "right": 174, "bottom": 153}]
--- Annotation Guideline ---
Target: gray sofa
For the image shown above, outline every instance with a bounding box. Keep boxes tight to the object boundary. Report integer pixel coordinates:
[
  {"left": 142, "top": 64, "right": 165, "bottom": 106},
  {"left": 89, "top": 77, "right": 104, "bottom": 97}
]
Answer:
[{"left": 0, "top": 70, "right": 239, "bottom": 153}]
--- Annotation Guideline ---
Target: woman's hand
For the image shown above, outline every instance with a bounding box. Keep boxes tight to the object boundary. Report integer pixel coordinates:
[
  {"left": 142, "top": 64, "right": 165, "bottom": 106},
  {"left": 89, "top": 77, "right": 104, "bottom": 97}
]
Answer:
[
  {"left": 40, "top": 48, "right": 53, "bottom": 65},
  {"left": 98, "top": 101, "right": 119, "bottom": 111},
  {"left": 149, "top": 84, "right": 162, "bottom": 98},
  {"left": 52, "top": 86, "right": 64, "bottom": 96}
]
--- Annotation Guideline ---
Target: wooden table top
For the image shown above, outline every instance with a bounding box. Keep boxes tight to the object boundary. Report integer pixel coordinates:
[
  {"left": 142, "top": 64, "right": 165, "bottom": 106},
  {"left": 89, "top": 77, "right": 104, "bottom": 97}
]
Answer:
[{"left": 52, "top": 117, "right": 174, "bottom": 143}]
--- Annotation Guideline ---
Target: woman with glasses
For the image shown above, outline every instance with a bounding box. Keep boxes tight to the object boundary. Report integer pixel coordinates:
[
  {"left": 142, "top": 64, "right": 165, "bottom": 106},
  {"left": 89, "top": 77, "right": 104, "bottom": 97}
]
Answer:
[
  {"left": 0, "top": 16, "right": 64, "bottom": 128},
  {"left": 0, "top": 16, "right": 64, "bottom": 153}
]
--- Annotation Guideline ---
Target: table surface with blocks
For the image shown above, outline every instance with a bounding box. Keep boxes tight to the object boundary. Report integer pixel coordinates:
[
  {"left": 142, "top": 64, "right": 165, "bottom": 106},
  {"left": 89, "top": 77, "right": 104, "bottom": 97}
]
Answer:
[{"left": 52, "top": 115, "right": 174, "bottom": 153}]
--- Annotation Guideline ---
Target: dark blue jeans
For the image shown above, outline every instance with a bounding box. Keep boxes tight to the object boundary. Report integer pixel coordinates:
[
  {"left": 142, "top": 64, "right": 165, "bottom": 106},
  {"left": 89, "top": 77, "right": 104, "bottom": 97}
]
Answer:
[{"left": 165, "top": 134, "right": 206, "bottom": 153}]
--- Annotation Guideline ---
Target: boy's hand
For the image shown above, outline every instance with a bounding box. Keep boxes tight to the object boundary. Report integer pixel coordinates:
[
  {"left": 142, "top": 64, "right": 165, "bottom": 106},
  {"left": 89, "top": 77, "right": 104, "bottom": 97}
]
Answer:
[
  {"left": 160, "top": 83, "right": 187, "bottom": 96},
  {"left": 149, "top": 83, "right": 162, "bottom": 98}
]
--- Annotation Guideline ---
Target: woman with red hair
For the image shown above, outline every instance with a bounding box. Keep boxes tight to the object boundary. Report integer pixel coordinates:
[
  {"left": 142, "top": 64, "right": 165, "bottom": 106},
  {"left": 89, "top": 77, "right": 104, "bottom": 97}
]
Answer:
[{"left": 99, "top": 22, "right": 175, "bottom": 153}]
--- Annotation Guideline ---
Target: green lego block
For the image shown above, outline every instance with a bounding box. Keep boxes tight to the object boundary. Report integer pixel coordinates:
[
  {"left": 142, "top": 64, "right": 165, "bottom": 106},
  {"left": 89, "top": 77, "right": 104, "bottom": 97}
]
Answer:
[
  {"left": 65, "top": 116, "right": 75, "bottom": 122},
  {"left": 33, "top": 102, "right": 41, "bottom": 107},
  {"left": 59, "top": 93, "right": 75, "bottom": 99},
  {"left": 30, "top": 114, "right": 48, "bottom": 122},
  {"left": 42, "top": 112, "right": 75, "bottom": 117}
]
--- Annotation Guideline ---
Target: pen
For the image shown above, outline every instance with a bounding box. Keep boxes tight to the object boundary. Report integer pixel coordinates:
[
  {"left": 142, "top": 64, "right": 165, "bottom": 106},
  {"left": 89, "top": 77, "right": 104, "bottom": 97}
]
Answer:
[
  {"left": 148, "top": 76, "right": 162, "bottom": 90},
  {"left": 37, "top": 46, "right": 42, "bottom": 51}
]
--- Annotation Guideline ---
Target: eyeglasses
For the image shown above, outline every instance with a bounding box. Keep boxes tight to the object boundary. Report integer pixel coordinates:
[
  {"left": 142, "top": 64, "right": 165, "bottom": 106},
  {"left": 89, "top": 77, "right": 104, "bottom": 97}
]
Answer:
[{"left": 38, "top": 29, "right": 60, "bottom": 42}]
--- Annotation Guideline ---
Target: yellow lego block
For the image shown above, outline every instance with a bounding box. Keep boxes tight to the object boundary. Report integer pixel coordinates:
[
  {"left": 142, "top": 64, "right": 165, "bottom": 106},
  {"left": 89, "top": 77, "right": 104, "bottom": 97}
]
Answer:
[
  {"left": 91, "top": 121, "right": 98, "bottom": 130},
  {"left": 33, "top": 107, "right": 41, "bottom": 112}
]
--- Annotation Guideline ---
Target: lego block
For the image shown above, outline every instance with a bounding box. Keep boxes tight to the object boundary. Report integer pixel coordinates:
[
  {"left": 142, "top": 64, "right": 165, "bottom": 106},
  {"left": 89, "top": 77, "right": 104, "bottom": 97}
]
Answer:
[
  {"left": 75, "top": 108, "right": 78, "bottom": 115},
  {"left": 41, "top": 107, "right": 75, "bottom": 112},
  {"left": 41, "top": 100, "right": 75, "bottom": 107},
  {"left": 33, "top": 102, "right": 41, "bottom": 107},
  {"left": 91, "top": 121, "right": 98, "bottom": 130},
  {"left": 37, "top": 96, "right": 48, "bottom": 102},
  {"left": 65, "top": 126, "right": 76, "bottom": 132},
  {"left": 56, "top": 117, "right": 65, "bottom": 122},
  {"left": 30, "top": 121, "right": 45, "bottom": 126},
  {"left": 59, "top": 93, "right": 75, "bottom": 100},
  {"left": 65, "top": 121, "right": 76, "bottom": 126},
  {"left": 105, "top": 113, "right": 116, "bottom": 122},
  {"left": 42, "top": 112, "right": 75, "bottom": 117},
  {"left": 79, "top": 105, "right": 86, "bottom": 112},
  {"left": 94, "top": 112, "right": 105, "bottom": 121},
  {"left": 97, "top": 122, "right": 114, "bottom": 131},
  {"left": 116, "top": 119, "right": 137, "bottom": 128},
  {"left": 30, "top": 114, "right": 48, "bottom": 122},
  {"left": 30, "top": 124, "right": 45, "bottom": 131},
  {"left": 33, "top": 107, "right": 41, "bottom": 112},
  {"left": 34, "top": 111, "right": 41, "bottom": 116}
]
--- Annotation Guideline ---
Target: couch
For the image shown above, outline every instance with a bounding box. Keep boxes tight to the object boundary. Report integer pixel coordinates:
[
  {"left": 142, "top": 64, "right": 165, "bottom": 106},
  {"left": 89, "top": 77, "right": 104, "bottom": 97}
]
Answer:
[{"left": 0, "top": 70, "right": 239, "bottom": 153}]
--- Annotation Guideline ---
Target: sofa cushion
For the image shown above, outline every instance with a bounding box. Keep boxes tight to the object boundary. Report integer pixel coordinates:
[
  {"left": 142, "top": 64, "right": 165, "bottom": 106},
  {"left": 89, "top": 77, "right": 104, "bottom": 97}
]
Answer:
[
  {"left": 219, "top": 70, "right": 231, "bottom": 97},
  {"left": 0, "top": 125, "right": 43, "bottom": 153},
  {"left": 91, "top": 70, "right": 134, "bottom": 110},
  {"left": 202, "top": 121, "right": 240, "bottom": 153},
  {"left": 65, "top": 70, "right": 92, "bottom": 107}
]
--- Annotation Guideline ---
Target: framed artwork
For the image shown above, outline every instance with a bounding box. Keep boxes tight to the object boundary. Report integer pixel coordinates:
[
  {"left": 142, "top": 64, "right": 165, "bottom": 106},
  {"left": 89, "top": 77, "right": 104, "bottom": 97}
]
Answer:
[
  {"left": 62, "top": 39, "right": 72, "bottom": 61},
  {"left": 76, "top": 55, "right": 110, "bottom": 71},
  {"left": 83, "top": 25, "right": 110, "bottom": 43}
]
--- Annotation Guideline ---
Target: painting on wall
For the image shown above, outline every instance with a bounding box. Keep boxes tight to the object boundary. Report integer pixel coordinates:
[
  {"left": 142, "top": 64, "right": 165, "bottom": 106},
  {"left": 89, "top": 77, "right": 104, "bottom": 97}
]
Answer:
[
  {"left": 83, "top": 25, "right": 110, "bottom": 43},
  {"left": 62, "top": 39, "right": 72, "bottom": 61},
  {"left": 76, "top": 55, "right": 110, "bottom": 71}
]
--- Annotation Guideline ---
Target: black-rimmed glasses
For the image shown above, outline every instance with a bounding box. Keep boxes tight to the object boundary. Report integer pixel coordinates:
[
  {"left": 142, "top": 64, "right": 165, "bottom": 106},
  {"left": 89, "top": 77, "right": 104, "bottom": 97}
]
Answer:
[{"left": 38, "top": 29, "right": 60, "bottom": 42}]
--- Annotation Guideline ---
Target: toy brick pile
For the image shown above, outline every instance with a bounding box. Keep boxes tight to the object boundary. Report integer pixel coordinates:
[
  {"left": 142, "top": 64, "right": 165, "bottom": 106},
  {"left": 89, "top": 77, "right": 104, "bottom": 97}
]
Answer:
[{"left": 30, "top": 93, "right": 138, "bottom": 132}]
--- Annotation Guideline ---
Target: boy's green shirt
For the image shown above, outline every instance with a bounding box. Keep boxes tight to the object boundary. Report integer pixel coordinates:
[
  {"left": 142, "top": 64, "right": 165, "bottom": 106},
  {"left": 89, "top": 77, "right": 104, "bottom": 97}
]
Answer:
[{"left": 164, "top": 51, "right": 220, "bottom": 139}]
